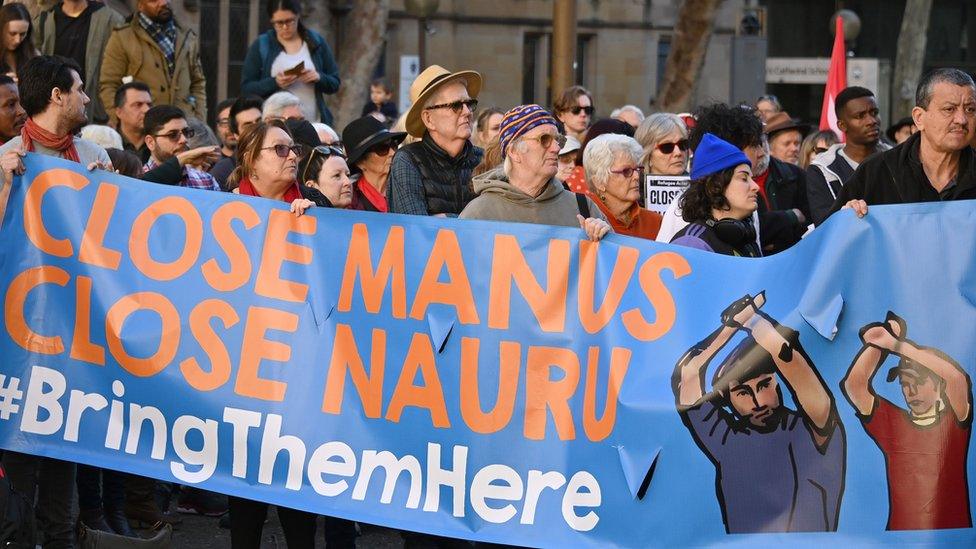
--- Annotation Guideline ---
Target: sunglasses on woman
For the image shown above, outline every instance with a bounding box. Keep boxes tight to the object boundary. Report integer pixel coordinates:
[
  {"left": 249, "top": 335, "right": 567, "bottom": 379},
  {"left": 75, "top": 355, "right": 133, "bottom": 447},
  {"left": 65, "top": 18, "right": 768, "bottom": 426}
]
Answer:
[
  {"left": 570, "top": 105, "right": 594, "bottom": 116},
  {"left": 425, "top": 99, "right": 479, "bottom": 114},
  {"left": 369, "top": 141, "right": 396, "bottom": 156},
  {"left": 261, "top": 144, "right": 304, "bottom": 158},
  {"left": 301, "top": 145, "right": 346, "bottom": 182},
  {"left": 656, "top": 139, "right": 690, "bottom": 154}
]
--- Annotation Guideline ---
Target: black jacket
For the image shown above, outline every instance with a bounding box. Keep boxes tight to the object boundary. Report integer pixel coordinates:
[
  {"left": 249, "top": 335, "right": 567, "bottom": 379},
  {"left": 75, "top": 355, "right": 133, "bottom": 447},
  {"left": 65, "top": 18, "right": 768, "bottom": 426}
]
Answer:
[
  {"left": 828, "top": 132, "right": 976, "bottom": 217},
  {"left": 758, "top": 157, "right": 810, "bottom": 255}
]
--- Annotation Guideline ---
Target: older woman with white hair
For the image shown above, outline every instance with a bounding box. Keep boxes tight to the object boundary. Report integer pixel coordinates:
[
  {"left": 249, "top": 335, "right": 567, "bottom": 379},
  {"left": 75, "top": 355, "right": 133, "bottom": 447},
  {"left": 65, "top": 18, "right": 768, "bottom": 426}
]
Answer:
[
  {"left": 635, "top": 113, "right": 689, "bottom": 176},
  {"left": 584, "top": 133, "right": 662, "bottom": 239}
]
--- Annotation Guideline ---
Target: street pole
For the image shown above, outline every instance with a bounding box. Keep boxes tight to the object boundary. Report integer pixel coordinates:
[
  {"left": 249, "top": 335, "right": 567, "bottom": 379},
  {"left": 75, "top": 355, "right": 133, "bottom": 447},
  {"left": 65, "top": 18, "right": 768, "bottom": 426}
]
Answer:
[{"left": 551, "top": 0, "right": 577, "bottom": 105}]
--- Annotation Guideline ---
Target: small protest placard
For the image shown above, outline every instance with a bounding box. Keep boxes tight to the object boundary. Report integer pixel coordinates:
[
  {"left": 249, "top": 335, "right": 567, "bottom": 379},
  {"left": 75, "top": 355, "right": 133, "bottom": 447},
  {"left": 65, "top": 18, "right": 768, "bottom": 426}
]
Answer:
[{"left": 644, "top": 175, "right": 690, "bottom": 214}]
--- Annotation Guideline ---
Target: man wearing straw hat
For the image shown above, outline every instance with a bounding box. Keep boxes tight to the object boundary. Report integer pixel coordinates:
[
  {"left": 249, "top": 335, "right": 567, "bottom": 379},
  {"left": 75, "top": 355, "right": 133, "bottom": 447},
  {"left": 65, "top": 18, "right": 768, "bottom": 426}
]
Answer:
[{"left": 388, "top": 64, "right": 484, "bottom": 216}]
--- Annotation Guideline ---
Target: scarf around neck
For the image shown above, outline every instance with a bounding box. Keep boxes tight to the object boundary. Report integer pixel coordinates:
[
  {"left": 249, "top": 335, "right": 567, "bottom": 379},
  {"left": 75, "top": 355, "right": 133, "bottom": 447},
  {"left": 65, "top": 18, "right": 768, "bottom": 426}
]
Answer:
[
  {"left": 21, "top": 118, "right": 80, "bottom": 162},
  {"left": 236, "top": 175, "right": 303, "bottom": 203}
]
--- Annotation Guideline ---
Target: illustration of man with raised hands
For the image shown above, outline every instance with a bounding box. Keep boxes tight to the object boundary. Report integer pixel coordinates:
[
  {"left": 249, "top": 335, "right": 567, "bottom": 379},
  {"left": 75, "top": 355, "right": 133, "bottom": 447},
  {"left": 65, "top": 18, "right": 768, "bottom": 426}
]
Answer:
[
  {"left": 841, "top": 311, "right": 972, "bottom": 530},
  {"left": 671, "top": 292, "right": 846, "bottom": 533}
]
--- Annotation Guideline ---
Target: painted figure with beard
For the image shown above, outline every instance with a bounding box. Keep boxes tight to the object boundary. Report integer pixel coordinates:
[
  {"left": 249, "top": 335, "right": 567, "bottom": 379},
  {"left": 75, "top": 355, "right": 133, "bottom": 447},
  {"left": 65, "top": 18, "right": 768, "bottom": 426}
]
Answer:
[
  {"left": 672, "top": 292, "right": 846, "bottom": 533},
  {"left": 841, "top": 312, "right": 972, "bottom": 531}
]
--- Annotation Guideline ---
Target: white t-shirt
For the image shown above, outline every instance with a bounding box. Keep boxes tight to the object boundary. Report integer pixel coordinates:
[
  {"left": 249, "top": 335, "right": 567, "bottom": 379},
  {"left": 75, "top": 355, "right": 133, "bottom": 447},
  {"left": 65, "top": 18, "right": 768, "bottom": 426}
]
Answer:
[{"left": 270, "top": 42, "right": 318, "bottom": 120}]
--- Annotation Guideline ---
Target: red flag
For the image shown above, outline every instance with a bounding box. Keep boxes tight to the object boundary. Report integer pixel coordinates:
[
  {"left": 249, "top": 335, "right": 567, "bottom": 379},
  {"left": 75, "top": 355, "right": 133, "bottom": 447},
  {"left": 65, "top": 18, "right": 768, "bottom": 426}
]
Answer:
[{"left": 820, "top": 16, "right": 847, "bottom": 142}]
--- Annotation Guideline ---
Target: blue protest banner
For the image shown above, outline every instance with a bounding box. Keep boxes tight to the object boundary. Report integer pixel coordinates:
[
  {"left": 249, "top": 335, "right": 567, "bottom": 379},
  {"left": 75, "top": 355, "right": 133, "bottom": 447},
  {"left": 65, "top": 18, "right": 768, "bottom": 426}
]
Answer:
[{"left": 0, "top": 154, "right": 973, "bottom": 546}]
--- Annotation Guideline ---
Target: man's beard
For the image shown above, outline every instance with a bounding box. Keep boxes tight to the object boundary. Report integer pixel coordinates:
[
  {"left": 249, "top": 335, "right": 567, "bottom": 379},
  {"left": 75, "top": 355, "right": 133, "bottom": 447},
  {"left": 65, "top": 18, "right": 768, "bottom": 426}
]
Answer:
[
  {"left": 152, "top": 7, "right": 173, "bottom": 23},
  {"left": 68, "top": 110, "right": 88, "bottom": 134},
  {"left": 740, "top": 405, "right": 784, "bottom": 432}
]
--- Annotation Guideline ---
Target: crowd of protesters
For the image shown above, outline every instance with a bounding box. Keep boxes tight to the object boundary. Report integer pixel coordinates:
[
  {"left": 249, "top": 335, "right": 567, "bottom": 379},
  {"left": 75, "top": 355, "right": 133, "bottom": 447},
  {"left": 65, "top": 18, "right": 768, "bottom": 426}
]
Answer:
[{"left": 0, "top": 0, "right": 974, "bottom": 547}]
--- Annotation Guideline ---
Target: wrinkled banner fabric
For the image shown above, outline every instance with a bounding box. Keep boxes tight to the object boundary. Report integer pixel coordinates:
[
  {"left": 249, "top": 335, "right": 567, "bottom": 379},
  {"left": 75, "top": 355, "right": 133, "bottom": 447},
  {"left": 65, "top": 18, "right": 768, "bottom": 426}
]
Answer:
[{"left": 0, "top": 154, "right": 974, "bottom": 547}]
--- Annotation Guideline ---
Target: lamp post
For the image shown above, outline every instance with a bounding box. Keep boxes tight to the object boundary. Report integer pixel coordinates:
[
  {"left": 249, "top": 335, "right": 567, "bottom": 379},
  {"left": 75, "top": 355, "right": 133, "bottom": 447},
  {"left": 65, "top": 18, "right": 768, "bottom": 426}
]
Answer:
[
  {"left": 405, "top": 0, "right": 440, "bottom": 68},
  {"left": 830, "top": 9, "right": 862, "bottom": 55},
  {"left": 551, "top": 0, "right": 577, "bottom": 104}
]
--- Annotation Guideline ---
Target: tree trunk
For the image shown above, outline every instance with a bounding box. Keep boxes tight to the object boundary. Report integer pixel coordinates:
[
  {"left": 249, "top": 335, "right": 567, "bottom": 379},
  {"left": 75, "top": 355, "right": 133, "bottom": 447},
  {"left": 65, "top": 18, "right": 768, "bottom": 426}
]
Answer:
[
  {"left": 892, "top": 0, "right": 933, "bottom": 119},
  {"left": 329, "top": 0, "right": 391, "bottom": 130},
  {"left": 655, "top": 0, "right": 722, "bottom": 113}
]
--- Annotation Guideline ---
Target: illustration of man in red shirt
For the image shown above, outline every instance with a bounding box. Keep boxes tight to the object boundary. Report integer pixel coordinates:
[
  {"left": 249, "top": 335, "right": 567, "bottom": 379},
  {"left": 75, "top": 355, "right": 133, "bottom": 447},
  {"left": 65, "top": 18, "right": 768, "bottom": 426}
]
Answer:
[{"left": 841, "top": 311, "right": 972, "bottom": 530}]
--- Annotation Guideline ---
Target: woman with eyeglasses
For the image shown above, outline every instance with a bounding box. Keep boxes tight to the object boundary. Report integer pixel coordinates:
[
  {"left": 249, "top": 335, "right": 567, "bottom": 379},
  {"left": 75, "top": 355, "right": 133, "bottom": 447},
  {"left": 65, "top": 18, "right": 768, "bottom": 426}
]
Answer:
[
  {"left": 635, "top": 113, "right": 689, "bottom": 176},
  {"left": 241, "top": 0, "right": 340, "bottom": 124},
  {"left": 755, "top": 94, "right": 782, "bottom": 122},
  {"left": 799, "top": 129, "right": 839, "bottom": 170},
  {"left": 583, "top": 134, "right": 662, "bottom": 239},
  {"left": 562, "top": 118, "right": 634, "bottom": 194},
  {"left": 340, "top": 116, "right": 407, "bottom": 212},
  {"left": 670, "top": 133, "right": 761, "bottom": 257},
  {"left": 227, "top": 120, "right": 312, "bottom": 209},
  {"left": 553, "top": 85, "right": 594, "bottom": 143}
]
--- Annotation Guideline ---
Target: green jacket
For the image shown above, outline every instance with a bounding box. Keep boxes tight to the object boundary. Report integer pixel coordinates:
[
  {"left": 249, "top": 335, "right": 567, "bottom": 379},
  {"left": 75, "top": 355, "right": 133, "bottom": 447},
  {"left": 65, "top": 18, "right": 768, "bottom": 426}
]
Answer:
[
  {"left": 99, "top": 14, "right": 207, "bottom": 123},
  {"left": 33, "top": 2, "right": 125, "bottom": 123}
]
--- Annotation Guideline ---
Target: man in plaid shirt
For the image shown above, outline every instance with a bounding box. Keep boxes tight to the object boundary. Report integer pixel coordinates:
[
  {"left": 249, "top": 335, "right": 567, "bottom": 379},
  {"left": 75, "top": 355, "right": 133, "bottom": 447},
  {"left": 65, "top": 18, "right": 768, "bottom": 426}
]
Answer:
[{"left": 143, "top": 104, "right": 220, "bottom": 191}]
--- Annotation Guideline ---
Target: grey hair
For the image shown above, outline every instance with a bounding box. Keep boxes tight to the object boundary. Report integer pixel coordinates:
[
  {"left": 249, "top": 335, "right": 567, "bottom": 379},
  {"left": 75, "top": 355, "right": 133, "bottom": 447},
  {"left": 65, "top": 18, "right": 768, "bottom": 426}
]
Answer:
[
  {"left": 186, "top": 117, "right": 219, "bottom": 149},
  {"left": 611, "top": 104, "right": 645, "bottom": 120},
  {"left": 502, "top": 137, "right": 528, "bottom": 177},
  {"left": 423, "top": 77, "right": 470, "bottom": 109},
  {"left": 312, "top": 122, "right": 339, "bottom": 142},
  {"left": 583, "top": 134, "right": 643, "bottom": 192},
  {"left": 634, "top": 113, "right": 687, "bottom": 168},
  {"left": 916, "top": 68, "right": 976, "bottom": 109},
  {"left": 262, "top": 91, "right": 303, "bottom": 119},
  {"left": 80, "top": 124, "right": 123, "bottom": 150}
]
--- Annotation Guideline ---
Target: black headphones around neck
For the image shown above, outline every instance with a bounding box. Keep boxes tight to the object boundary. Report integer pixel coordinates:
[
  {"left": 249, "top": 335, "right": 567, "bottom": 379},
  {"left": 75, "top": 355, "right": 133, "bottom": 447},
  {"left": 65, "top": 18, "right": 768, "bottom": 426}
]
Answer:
[{"left": 706, "top": 217, "right": 757, "bottom": 248}]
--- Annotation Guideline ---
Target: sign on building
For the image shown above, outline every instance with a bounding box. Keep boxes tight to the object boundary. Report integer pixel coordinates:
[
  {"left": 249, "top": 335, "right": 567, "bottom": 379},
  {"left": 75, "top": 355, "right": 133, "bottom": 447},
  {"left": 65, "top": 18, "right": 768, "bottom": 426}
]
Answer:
[{"left": 399, "top": 55, "right": 420, "bottom": 114}]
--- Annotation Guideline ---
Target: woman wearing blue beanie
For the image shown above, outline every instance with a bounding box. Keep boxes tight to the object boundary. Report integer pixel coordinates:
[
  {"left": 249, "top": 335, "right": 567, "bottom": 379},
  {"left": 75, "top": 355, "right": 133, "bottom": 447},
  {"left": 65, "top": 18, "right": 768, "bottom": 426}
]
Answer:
[{"left": 670, "top": 133, "right": 762, "bottom": 257}]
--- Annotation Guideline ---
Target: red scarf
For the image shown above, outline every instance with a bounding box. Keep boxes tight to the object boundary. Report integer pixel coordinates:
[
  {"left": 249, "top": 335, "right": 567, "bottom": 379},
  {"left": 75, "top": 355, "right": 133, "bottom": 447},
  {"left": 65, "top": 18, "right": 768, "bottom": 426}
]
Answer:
[
  {"left": 754, "top": 168, "right": 771, "bottom": 210},
  {"left": 236, "top": 176, "right": 303, "bottom": 203},
  {"left": 21, "top": 118, "right": 79, "bottom": 162},
  {"left": 357, "top": 175, "right": 388, "bottom": 212}
]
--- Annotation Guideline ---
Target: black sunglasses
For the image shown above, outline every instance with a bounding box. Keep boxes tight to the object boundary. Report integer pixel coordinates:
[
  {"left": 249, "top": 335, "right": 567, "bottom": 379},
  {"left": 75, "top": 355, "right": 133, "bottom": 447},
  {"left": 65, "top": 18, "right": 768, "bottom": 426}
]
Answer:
[
  {"left": 369, "top": 141, "right": 396, "bottom": 156},
  {"left": 656, "top": 139, "right": 690, "bottom": 154},
  {"left": 261, "top": 143, "right": 304, "bottom": 158},
  {"left": 570, "top": 105, "right": 594, "bottom": 116},
  {"left": 154, "top": 128, "right": 195, "bottom": 141},
  {"left": 425, "top": 99, "right": 479, "bottom": 114}
]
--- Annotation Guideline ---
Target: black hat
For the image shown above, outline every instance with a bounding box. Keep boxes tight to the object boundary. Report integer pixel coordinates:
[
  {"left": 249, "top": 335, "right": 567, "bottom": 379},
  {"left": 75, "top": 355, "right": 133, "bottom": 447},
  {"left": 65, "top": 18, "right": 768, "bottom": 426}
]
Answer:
[
  {"left": 285, "top": 119, "right": 322, "bottom": 150},
  {"left": 886, "top": 117, "right": 915, "bottom": 144},
  {"left": 342, "top": 116, "right": 407, "bottom": 167}
]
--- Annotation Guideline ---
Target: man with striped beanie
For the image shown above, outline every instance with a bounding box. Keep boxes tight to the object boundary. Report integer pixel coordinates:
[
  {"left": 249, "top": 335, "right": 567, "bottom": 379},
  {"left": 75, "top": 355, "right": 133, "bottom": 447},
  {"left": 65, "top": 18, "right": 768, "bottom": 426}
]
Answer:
[{"left": 460, "top": 104, "right": 611, "bottom": 240}]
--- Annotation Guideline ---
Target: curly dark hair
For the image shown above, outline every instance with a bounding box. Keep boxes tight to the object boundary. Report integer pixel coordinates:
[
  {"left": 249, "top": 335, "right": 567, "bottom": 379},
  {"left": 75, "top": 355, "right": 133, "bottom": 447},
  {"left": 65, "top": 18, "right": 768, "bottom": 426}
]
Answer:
[
  {"left": 689, "top": 103, "right": 763, "bottom": 151},
  {"left": 679, "top": 167, "right": 737, "bottom": 223}
]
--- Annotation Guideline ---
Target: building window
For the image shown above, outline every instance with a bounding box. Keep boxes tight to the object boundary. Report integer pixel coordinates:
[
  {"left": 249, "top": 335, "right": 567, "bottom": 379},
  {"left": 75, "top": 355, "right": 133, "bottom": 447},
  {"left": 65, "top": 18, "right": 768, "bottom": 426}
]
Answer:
[
  {"left": 523, "top": 33, "right": 540, "bottom": 105},
  {"left": 576, "top": 34, "right": 592, "bottom": 86},
  {"left": 657, "top": 36, "right": 671, "bottom": 91}
]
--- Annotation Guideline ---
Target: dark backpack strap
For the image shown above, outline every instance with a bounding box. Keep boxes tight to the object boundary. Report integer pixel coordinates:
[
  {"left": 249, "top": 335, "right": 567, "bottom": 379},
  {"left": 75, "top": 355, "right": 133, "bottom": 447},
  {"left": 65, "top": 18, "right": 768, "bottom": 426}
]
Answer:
[{"left": 575, "top": 193, "right": 591, "bottom": 218}]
